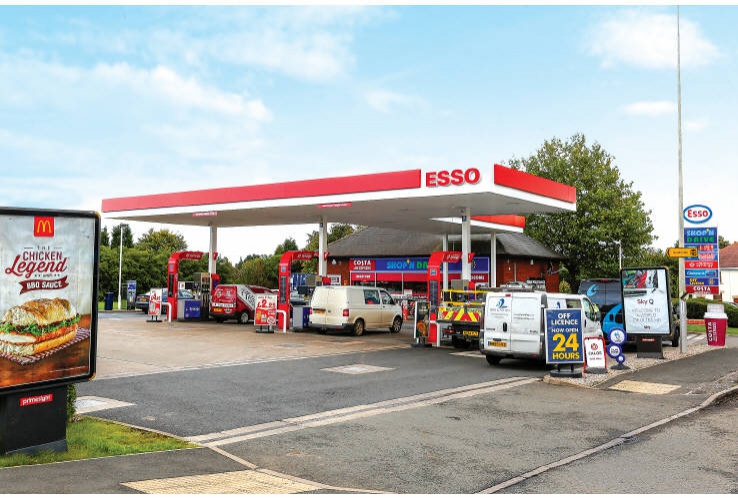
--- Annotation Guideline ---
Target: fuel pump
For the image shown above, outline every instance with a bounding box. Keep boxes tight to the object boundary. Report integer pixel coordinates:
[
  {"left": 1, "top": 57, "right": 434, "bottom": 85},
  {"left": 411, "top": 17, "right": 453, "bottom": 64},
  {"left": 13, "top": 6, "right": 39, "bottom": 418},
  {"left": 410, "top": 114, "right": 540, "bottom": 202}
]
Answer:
[
  {"left": 191, "top": 272, "right": 211, "bottom": 321},
  {"left": 277, "top": 250, "right": 320, "bottom": 330},
  {"left": 166, "top": 251, "right": 217, "bottom": 320}
]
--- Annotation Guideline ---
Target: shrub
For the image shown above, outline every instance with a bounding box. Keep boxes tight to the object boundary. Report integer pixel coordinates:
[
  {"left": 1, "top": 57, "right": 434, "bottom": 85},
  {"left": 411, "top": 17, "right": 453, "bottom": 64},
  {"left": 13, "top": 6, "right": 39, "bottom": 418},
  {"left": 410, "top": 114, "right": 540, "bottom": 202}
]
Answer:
[
  {"left": 559, "top": 280, "right": 572, "bottom": 293},
  {"left": 686, "top": 299, "right": 738, "bottom": 328},
  {"left": 66, "top": 383, "right": 77, "bottom": 424}
]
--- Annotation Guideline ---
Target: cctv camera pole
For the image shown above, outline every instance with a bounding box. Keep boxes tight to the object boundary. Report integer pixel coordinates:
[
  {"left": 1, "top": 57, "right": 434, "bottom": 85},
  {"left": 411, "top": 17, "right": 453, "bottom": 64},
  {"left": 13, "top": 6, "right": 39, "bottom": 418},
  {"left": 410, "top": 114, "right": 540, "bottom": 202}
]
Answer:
[{"left": 677, "top": 6, "right": 687, "bottom": 353}]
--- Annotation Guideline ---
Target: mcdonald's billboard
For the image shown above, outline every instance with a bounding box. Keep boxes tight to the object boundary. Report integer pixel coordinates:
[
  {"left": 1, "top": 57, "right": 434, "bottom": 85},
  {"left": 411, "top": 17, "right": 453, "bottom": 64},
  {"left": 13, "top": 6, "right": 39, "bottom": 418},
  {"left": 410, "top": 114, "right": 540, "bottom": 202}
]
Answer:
[{"left": 0, "top": 208, "right": 100, "bottom": 394}]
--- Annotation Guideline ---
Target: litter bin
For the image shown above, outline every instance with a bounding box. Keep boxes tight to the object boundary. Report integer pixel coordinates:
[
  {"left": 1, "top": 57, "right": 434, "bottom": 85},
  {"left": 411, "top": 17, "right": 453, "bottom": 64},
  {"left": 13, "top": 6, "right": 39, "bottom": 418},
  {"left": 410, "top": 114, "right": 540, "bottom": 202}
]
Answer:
[
  {"left": 104, "top": 292, "right": 114, "bottom": 311},
  {"left": 704, "top": 311, "right": 727, "bottom": 346}
]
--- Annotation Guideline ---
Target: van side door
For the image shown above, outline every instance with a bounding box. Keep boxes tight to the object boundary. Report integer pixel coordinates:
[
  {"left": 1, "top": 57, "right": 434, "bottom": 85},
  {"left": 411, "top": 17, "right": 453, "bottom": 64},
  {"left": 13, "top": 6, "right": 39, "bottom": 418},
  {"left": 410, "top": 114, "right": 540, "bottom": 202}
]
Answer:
[
  {"left": 380, "top": 290, "right": 398, "bottom": 327},
  {"left": 362, "top": 288, "right": 381, "bottom": 328}
]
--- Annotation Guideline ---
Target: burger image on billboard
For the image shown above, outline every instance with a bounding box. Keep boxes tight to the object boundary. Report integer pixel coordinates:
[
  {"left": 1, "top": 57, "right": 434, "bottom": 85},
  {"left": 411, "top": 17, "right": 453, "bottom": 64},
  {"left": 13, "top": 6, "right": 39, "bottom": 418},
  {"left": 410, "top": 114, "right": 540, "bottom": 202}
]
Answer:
[{"left": 1, "top": 298, "right": 80, "bottom": 357}]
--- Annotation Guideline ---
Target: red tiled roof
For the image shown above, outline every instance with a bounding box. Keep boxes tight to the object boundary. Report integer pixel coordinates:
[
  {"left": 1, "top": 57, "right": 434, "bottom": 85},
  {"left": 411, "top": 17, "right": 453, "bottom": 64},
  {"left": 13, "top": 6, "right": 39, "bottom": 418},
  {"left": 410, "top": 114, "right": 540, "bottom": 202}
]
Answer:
[{"left": 720, "top": 243, "right": 738, "bottom": 268}]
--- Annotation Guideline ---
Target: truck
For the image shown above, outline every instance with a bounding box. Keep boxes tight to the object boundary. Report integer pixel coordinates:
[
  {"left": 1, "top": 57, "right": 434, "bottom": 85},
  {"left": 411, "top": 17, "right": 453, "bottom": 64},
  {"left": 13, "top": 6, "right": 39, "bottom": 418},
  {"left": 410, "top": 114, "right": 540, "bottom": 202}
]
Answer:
[
  {"left": 437, "top": 287, "right": 494, "bottom": 348},
  {"left": 209, "top": 284, "right": 275, "bottom": 324}
]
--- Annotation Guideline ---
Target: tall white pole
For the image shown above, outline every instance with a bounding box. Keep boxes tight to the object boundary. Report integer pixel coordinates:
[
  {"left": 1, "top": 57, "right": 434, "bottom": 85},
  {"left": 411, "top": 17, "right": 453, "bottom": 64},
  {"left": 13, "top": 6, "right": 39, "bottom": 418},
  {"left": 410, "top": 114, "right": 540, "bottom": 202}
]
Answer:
[
  {"left": 118, "top": 224, "right": 123, "bottom": 310},
  {"left": 677, "top": 6, "right": 687, "bottom": 353}
]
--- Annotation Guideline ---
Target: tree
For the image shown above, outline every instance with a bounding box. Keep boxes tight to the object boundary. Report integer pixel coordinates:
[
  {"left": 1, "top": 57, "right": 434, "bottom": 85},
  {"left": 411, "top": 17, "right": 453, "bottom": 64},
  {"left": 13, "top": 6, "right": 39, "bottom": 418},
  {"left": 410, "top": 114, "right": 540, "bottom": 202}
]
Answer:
[
  {"left": 301, "top": 224, "right": 358, "bottom": 273},
  {"left": 509, "top": 133, "right": 654, "bottom": 290},
  {"left": 135, "top": 228, "right": 187, "bottom": 254},
  {"left": 100, "top": 226, "right": 110, "bottom": 247},
  {"left": 110, "top": 224, "right": 134, "bottom": 249},
  {"left": 719, "top": 235, "right": 731, "bottom": 250},
  {"left": 274, "top": 237, "right": 298, "bottom": 255}
]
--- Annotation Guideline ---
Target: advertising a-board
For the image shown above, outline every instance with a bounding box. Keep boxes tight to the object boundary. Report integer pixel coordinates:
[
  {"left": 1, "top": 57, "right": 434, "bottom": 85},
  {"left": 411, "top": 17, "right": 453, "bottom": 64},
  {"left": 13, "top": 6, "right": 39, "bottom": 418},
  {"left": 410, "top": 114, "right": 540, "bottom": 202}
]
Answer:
[
  {"left": 0, "top": 208, "right": 99, "bottom": 394},
  {"left": 254, "top": 294, "right": 277, "bottom": 326},
  {"left": 621, "top": 267, "right": 672, "bottom": 336}
]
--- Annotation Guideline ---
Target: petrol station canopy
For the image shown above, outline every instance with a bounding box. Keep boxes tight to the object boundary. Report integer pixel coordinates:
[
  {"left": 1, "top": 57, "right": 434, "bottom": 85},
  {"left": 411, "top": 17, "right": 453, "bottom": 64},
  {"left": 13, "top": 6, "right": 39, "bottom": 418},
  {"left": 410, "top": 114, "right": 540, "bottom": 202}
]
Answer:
[
  {"left": 101, "top": 164, "right": 576, "bottom": 236},
  {"left": 102, "top": 163, "right": 576, "bottom": 285}
]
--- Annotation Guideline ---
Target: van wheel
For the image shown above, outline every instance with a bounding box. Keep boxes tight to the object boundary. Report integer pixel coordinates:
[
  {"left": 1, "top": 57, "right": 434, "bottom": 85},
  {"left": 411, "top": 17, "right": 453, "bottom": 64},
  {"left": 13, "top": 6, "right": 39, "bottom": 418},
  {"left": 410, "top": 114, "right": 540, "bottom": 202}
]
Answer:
[
  {"left": 389, "top": 317, "right": 402, "bottom": 333},
  {"left": 353, "top": 319, "right": 365, "bottom": 337},
  {"left": 486, "top": 354, "right": 501, "bottom": 366},
  {"left": 238, "top": 311, "right": 250, "bottom": 324}
]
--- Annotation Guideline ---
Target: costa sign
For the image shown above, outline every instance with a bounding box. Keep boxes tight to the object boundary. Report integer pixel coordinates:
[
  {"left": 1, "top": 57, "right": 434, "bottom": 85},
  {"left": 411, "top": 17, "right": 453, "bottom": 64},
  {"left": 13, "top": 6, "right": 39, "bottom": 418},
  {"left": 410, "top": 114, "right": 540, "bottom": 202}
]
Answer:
[
  {"left": 683, "top": 204, "right": 712, "bottom": 224},
  {"left": 426, "top": 168, "right": 481, "bottom": 187}
]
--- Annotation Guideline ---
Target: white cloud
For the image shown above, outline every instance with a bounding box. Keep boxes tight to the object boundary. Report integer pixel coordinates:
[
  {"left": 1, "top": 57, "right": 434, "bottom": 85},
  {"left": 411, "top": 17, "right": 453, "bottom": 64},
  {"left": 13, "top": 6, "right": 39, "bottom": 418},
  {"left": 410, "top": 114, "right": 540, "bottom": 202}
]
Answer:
[
  {"left": 587, "top": 10, "right": 719, "bottom": 69},
  {"left": 365, "top": 89, "right": 425, "bottom": 114},
  {"left": 622, "top": 100, "right": 676, "bottom": 117},
  {"left": 685, "top": 118, "right": 708, "bottom": 131}
]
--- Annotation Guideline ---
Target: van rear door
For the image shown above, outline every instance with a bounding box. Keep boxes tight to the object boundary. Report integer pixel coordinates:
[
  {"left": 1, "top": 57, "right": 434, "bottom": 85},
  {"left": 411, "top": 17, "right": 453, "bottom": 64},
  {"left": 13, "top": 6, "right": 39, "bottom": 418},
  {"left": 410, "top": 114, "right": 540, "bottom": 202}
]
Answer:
[
  {"left": 509, "top": 294, "right": 544, "bottom": 356},
  {"left": 483, "top": 294, "right": 512, "bottom": 353},
  {"left": 309, "top": 287, "right": 329, "bottom": 327}
]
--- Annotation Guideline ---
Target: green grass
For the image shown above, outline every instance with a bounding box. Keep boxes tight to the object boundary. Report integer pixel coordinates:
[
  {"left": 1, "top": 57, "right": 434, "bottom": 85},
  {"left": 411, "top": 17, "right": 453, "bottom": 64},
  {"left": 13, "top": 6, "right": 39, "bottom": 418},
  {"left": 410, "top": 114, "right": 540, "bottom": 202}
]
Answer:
[
  {"left": 0, "top": 417, "right": 195, "bottom": 468},
  {"left": 687, "top": 323, "right": 738, "bottom": 335},
  {"left": 97, "top": 299, "right": 130, "bottom": 311}
]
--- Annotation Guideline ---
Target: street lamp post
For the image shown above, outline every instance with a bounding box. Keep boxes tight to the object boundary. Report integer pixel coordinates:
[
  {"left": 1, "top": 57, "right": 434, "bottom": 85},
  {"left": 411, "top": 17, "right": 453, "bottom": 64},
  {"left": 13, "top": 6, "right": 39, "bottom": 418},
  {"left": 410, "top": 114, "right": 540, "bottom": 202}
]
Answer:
[{"left": 118, "top": 224, "right": 123, "bottom": 311}]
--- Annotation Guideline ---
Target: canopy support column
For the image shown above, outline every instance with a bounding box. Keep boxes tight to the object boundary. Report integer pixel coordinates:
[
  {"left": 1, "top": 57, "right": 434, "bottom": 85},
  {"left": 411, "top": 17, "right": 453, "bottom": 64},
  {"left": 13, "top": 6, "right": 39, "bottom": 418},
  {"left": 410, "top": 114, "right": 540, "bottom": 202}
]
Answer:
[
  {"left": 461, "top": 207, "right": 471, "bottom": 283},
  {"left": 442, "top": 234, "right": 449, "bottom": 290},
  {"left": 318, "top": 217, "right": 328, "bottom": 277},
  {"left": 209, "top": 226, "right": 218, "bottom": 288},
  {"left": 490, "top": 232, "right": 497, "bottom": 287}
]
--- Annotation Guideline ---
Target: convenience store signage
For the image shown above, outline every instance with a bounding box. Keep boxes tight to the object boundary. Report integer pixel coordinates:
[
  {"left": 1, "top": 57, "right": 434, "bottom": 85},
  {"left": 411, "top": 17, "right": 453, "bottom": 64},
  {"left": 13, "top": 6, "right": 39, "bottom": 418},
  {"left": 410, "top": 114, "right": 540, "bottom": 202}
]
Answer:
[{"left": 350, "top": 257, "right": 490, "bottom": 273}]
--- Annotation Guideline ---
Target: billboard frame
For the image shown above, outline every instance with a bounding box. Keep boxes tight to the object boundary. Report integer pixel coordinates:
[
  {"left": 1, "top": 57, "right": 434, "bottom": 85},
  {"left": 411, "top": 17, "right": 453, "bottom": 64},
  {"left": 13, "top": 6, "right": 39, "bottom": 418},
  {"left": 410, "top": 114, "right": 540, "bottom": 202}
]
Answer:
[{"left": 0, "top": 207, "right": 100, "bottom": 395}]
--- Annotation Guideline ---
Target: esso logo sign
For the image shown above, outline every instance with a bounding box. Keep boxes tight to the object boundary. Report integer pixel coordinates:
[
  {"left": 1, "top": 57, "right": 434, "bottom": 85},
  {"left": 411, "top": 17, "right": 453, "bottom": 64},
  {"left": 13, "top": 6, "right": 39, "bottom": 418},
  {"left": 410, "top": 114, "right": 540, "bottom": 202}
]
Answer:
[
  {"left": 683, "top": 204, "right": 712, "bottom": 224},
  {"left": 426, "top": 168, "right": 481, "bottom": 187}
]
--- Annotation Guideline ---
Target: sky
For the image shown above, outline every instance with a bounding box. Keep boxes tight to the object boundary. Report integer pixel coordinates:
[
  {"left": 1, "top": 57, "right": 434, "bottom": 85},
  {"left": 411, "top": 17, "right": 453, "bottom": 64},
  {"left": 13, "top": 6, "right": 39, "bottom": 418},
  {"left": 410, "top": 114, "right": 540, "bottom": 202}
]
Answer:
[{"left": 1, "top": 4, "right": 736, "bottom": 263}]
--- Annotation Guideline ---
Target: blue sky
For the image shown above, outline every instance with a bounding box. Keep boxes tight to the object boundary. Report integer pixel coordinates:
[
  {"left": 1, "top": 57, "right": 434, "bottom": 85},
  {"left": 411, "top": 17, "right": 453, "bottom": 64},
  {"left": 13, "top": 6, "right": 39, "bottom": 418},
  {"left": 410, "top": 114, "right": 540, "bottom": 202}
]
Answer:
[{"left": 1, "top": 5, "right": 736, "bottom": 262}]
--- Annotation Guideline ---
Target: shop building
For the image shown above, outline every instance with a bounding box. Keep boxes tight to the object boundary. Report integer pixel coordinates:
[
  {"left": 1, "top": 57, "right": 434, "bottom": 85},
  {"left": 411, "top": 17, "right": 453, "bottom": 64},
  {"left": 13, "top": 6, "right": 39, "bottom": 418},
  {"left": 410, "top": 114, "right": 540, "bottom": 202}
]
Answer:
[{"left": 323, "top": 226, "right": 563, "bottom": 295}]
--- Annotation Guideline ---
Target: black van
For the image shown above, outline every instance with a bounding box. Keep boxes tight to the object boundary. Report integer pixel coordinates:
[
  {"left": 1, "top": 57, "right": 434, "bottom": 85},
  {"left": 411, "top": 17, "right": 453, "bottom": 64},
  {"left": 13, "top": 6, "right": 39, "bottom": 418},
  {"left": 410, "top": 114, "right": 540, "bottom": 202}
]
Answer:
[
  {"left": 577, "top": 278, "right": 679, "bottom": 347},
  {"left": 578, "top": 278, "right": 624, "bottom": 337}
]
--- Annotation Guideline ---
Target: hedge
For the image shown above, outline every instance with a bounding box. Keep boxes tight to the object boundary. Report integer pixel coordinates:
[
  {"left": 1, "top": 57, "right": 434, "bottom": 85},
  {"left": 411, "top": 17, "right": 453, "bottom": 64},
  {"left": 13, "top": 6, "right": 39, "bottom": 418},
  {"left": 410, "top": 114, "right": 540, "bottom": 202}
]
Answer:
[{"left": 686, "top": 299, "right": 738, "bottom": 328}]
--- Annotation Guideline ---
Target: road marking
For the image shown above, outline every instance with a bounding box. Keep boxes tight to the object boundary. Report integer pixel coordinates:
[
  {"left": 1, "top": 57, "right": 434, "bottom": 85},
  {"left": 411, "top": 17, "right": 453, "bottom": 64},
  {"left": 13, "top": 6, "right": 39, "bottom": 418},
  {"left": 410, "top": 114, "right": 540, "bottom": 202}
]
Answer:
[
  {"left": 75, "top": 396, "right": 135, "bottom": 414},
  {"left": 608, "top": 380, "right": 681, "bottom": 394},
  {"left": 121, "top": 469, "right": 319, "bottom": 494},
  {"left": 321, "top": 363, "right": 394, "bottom": 374},
  {"left": 95, "top": 344, "right": 408, "bottom": 380},
  {"left": 189, "top": 377, "right": 538, "bottom": 447}
]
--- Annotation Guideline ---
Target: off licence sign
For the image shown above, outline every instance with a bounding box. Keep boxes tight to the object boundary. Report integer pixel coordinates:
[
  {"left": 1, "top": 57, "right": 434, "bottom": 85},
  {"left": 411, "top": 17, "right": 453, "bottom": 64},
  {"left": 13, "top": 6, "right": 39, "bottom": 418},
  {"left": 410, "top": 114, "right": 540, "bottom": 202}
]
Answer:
[{"left": 545, "top": 309, "right": 584, "bottom": 365}]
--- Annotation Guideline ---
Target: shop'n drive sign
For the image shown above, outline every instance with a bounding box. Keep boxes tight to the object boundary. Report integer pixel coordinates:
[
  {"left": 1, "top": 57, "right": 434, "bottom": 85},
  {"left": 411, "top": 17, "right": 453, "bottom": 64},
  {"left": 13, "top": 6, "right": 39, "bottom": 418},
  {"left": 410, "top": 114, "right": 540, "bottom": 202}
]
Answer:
[{"left": 425, "top": 168, "right": 481, "bottom": 187}]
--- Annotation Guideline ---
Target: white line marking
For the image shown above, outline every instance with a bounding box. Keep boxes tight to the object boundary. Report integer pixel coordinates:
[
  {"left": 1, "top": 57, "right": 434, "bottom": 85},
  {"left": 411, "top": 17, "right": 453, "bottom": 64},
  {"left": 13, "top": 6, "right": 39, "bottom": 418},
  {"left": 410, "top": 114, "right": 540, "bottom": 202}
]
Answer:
[{"left": 191, "top": 377, "right": 538, "bottom": 447}]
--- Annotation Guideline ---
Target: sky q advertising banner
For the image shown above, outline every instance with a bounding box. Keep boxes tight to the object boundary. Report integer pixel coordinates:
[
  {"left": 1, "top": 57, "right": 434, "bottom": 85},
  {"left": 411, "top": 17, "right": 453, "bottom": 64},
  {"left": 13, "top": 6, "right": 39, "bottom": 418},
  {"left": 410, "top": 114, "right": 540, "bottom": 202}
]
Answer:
[
  {"left": 0, "top": 209, "right": 99, "bottom": 393},
  {"left": 621, "top": 267, "right": 672, "bottom": 336}
]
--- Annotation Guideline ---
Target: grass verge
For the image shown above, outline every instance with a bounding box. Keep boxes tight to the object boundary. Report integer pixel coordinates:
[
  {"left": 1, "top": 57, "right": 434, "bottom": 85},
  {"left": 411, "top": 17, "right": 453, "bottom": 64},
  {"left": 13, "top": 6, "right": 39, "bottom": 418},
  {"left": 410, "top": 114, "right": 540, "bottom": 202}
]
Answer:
[
  {"left": 687, "top": 324, "right": 738, "bottom": 335},
  {"left": 0, "top": 416, "right": 195, "bottom": 468}
]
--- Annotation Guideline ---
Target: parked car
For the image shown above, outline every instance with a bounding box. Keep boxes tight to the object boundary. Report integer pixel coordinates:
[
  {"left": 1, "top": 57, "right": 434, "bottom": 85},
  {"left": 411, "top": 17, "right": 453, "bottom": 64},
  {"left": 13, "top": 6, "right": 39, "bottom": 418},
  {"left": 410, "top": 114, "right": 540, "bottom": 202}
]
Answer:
[{"left": 135, "top": 289, "right": 195, "bottom": 314}]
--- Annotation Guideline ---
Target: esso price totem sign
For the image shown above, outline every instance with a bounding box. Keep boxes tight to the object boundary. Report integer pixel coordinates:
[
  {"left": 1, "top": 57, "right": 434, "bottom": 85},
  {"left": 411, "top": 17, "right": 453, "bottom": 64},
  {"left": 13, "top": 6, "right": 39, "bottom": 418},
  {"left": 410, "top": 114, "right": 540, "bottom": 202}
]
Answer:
[{"left": 683, "top": 204, "right": 713, "bottom": 224}]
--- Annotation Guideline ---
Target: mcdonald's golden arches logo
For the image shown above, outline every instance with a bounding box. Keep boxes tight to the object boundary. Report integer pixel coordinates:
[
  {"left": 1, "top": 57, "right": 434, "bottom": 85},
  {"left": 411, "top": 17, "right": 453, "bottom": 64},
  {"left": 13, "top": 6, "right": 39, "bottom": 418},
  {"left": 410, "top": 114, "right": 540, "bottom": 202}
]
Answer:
[{"left": 34, "top": 216, "right": 55, "bottom": 237}]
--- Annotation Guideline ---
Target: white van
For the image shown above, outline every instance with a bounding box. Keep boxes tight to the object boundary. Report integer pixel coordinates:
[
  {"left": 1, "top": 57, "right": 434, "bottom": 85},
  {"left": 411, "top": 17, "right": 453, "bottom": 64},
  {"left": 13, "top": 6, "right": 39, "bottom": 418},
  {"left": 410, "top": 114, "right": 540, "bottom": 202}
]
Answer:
[
  {"left": 308, "top": 286, "right": 403, "bottom": 336},
  {"left": 479, "top": 291, "right": 602, "bottom": 365}
]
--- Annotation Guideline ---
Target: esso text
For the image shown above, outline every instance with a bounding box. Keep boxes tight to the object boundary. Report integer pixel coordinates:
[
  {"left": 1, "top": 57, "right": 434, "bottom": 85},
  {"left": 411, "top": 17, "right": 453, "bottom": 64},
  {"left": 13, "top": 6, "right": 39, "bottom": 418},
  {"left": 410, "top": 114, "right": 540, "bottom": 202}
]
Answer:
[
  {"left": 683, "top": 204, "right": 712, "bottom": 224},
  {"left": 426, "top": 168, "right": 481, "bottom": 188}
]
